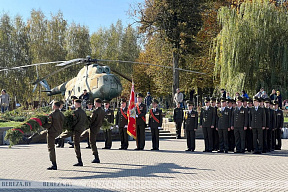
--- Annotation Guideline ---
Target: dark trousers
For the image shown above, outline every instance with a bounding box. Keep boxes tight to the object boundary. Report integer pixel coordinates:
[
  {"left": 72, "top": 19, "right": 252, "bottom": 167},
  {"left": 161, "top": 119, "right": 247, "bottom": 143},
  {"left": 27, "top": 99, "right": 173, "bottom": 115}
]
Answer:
[
  {"left": 272, "top": 130, "right": 276, "bottom": 150},
  {"left": 267, "top": 129, "right": 272, "bottom": 151},
  {"left": 119, "top": 127, "right": 129, "bottom": 149},
  {"left": 218, "top": 129, "right": 228, "bottom": 151},
  {"left": 175, "top": 120, "right": 183, "bottom": 138},
  {"left": 73, "top": 131, "right": 82, "bottom": 159},
  {"left": 80, "top": 129, "right": 90, "bottom": 146},
  {"left": 47, "top": 132, "right": 58, "bottom": 163},
  {"left": 275, "top": 128, "right": 282, "bottom": 149},
  {"left": 252, "top": 128, "right": 263, "bottom": 152},
  {"left": 186, "top": 130, "right": 196, "bottom": 151},
  {"left": 234, "top": 127, "right": 245, "bottom": 152},
  {"left": 104, "top": 129, "right": 112, "bottom": 148},
  {"left": 246, "top": 128, "right": 253, "bottom": 151},
  {"left": 89, "top": 130, "right": 99, "bottom": 158},
  {"left": 213, "top": 129, "right": 219, "bottom": 151},
  {"left": 228, "top": 129, "right": 235, "bottom": 151},
  {"left": 136, "top": 124, "right": 146, "bottom": 149},
  {"left": 202, "top": 127, "right": 213, "bottom": 151},
  {"left": 151, "top": 127, "right": 160, "bottom": 149},
  {"left": 262, "top": 129, "right": 267, "bottom": 152}
]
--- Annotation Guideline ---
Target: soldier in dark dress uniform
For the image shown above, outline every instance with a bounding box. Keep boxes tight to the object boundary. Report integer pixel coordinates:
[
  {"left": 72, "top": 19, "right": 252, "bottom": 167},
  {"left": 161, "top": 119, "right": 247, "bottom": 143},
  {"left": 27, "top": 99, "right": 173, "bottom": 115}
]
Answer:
[
  {"left": 211, "top": 97, "right": 219, "bottom": 151},
  {"left": 216, "top": 98, "right": 231, "bottom": 153},
  {"left": 274, "top": 101, "right": 284, "bottom": 150},
  {"left": 184, "top": 101, "right": 198, "bottom": 152},
  {"left": 249, "top": 97, "right": 266, "bottom": 154},
  {"left": 45, "top": 101, "right": 65, "bottom": 170},
  {"left": 148, "top": 99, "right": 163, "bottom": 150},
  {"left": 228, "top": 99, "right": 235, "bottom": 152},
  {"left": 200, "top": 97, "right": 215, "bottom": 152},
  {"left": 116, "top": 99, "right": 129, "bottom": 150},
  {"left": 262, "top": 98, "right": 271, "bottom": 153},
  {"left": 102, "top": 100, "right": 114, "bottom": 149},
  {"left": 231, "top": 97, "right": 248, "bottom": 153},
  {"left": 135, "top": 93, "right": 147, "bottom": 150},
  {"left": 90, "top": 98, "right": 105, "bottom": 163},
  {"left": 266, "top": 99, "right": 276, "bottom": 152},
  {"left": 173, "top": 102, "right": 184, "bottom": 139},
  {"left": 71, "top": 99, "right": 88, "bottom": 166},
  {"left": 245, "top": 98, "right": 253, "bottom": 152}
]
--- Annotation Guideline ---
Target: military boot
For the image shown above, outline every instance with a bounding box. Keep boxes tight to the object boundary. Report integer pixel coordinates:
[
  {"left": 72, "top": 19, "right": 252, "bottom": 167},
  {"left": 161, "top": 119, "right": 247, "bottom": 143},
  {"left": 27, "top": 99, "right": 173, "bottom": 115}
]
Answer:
[
  {"left": 91, "top": 155, "right": 100, "bottom": 163},
  {"left": 73, "top": 157, "right": 83, "bottom": 166},
  {"left": 47, "top": 162, "right": 57, "bottom": 170},
  {"left": 57, "top": 138, "right": 64, "bottom": 148},
  {"left": 67, "top": 141, "right": 74, "bottom": 148}
]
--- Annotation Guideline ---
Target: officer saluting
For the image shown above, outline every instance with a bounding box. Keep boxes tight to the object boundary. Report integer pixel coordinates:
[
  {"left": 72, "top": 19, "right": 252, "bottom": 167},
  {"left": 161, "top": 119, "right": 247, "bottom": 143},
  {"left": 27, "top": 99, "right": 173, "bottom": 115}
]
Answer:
[
  {"left": 71, "top": 99, "right": 88, "bottom": 166},
  {"left": 184, "top": 101, "right": 198, "bottom": 152},
  {"left": 249, "top": 97, "right": 266, "bottom": 154},
  {"left": 90, "top": 98, "right": 105, "bottom": 163},
  {"left": 148, "top": 99, "right": 162, "bottom": 150},
  {"left": 135, "top": 93, "right": 147, "bottom": 150},
  {"left": 216, "top": 98, "right": 231, "bottom": 153},
  {"left": 102, "top": 100, "right": 114, "bottom": 150},
  {"left": 45, "top": 101, "right": 65, "bottom": 170},
  {"left": 200, "top": 97, "right": 215, "bottom": 152},
  {"left": 231, "top": 97, "right": 248, "bottom": 153},
  {"left": 116, "top": 98, "right": 129, "bottom": 150}
]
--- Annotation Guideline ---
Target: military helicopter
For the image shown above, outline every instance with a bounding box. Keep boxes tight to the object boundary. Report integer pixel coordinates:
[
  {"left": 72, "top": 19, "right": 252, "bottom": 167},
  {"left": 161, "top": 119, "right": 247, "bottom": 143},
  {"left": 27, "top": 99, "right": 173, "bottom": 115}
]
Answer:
[{"left": 0, "top": 56, "right": 205, "bottom": 103}]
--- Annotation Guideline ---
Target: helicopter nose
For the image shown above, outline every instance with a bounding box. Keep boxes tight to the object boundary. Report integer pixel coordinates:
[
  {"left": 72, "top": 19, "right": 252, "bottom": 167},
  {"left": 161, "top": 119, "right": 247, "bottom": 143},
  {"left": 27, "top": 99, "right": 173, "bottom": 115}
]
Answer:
[{"left": 100, "top": 75, "right": 122, "bottom": 99}]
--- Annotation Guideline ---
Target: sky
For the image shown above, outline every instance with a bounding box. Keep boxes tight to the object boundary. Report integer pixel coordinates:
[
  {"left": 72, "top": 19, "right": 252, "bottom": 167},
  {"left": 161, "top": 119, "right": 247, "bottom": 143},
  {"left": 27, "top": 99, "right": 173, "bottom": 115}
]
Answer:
[{"left": 0, "top": 0, "right": 143, "bottom": 33}]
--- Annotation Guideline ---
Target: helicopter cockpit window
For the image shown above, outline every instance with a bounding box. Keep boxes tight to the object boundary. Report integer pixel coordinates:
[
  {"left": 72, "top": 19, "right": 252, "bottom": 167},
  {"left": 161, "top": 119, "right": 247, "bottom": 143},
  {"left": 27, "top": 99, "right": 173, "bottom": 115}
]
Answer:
[
  {"left": 103, "top": 66, "right": 111, "bottom": 74},
  {"left": 96, "top": 66, "right": 103, "bottom": 74}
]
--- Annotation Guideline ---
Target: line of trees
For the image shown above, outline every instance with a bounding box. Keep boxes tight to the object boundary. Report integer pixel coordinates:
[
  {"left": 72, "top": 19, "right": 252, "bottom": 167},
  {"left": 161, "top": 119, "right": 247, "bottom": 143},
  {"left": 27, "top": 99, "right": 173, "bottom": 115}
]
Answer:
[
  {"left": 1, "top": 0, "right": 288, "bottom": 107},
  {"left": 0, "top": 10, "right": 140, "bottom": 105}
]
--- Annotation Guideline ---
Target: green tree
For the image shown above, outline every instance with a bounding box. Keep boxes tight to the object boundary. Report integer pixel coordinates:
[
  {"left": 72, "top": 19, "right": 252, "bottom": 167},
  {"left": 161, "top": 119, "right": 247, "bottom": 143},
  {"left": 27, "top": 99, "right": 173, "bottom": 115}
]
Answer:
[
  {"left": 135, "top": 0, "right": 203, "bottom": 96},
  {"left": 214, "top": 0, "right": 288, "bottom": 96}
]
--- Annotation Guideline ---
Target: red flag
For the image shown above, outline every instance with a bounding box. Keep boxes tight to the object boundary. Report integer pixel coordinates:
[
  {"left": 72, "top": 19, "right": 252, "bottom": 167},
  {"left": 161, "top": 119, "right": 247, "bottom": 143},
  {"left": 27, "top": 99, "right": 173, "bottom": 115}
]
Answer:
[{"left": 127, "top": 82, "right": 137, "bottom": 139}]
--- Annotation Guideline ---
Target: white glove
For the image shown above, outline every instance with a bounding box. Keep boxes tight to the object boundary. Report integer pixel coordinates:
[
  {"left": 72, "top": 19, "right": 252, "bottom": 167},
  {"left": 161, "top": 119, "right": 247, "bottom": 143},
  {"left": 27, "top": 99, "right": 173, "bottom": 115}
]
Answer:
[
  {"left": 136, "top": 114, "right": 138, "bottom": 118},
  {"left": 116, "top": 125, "right": 119, "bottom": 128},
  {"left": 124, "top": 125, "right": 128, "bottom": 128},
  {"left": 110, "top": 126, "right": 113, "bottom": 130},
  {"left": 158, "top": 127, "right": 161, "bottom": 130},
  {"left": 148, "top": 127, "right": 151, "bottom": 130}
]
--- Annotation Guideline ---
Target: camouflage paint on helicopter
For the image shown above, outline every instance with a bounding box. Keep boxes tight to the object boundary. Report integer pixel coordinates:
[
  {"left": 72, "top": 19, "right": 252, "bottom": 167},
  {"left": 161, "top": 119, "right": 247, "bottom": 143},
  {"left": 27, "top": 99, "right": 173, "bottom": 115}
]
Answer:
[{"left": 47, "top": 64, "right": 122, "bottom": 101}]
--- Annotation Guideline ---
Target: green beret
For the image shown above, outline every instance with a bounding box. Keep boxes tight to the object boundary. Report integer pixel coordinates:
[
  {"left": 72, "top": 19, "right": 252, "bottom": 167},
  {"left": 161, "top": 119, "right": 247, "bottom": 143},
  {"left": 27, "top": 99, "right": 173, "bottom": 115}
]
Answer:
[
  {"left": 94, "top": 98, "right": 102, "bottom": 103},
  {"left": 53, "top": 101, "right": 61, "bottom": 107},
  {"left": 186, "top": 100, "right": 193, "bottom": 105},
  {"left": 152, "top": 99, "right": 159, "bottom": 104},
  {"left": 204, "top": 97, "right": 210, "bottom": 103},
  {"left": 137, "top": 93, "right": 144, "bottom": 98},
  {"left": 74, "top": 99, "right": 82, "bottom": 104}
]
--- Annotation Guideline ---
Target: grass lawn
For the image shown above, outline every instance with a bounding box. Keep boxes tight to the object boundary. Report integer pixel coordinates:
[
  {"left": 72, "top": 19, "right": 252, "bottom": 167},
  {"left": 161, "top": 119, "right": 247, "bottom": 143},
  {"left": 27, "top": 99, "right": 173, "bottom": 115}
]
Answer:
[{"left": 0, "top": 121, "right": 22, "bottom": 128}]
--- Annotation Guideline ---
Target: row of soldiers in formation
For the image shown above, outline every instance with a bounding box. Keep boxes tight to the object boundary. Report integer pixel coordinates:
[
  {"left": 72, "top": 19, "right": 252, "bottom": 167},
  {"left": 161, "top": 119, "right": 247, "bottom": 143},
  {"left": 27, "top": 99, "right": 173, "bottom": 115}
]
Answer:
[
  {"left": 173, "top": 96, "right": 284, "bottom": 153},
  {"left": 27, "top": 92, "right": 162, "bottom": 170}
]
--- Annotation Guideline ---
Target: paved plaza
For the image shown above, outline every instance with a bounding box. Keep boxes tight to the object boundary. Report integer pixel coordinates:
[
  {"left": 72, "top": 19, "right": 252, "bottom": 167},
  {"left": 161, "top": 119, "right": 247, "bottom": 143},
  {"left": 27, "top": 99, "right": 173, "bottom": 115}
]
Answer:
[{"left": 1, "top": 139, "right": 288, "bottom": 191}]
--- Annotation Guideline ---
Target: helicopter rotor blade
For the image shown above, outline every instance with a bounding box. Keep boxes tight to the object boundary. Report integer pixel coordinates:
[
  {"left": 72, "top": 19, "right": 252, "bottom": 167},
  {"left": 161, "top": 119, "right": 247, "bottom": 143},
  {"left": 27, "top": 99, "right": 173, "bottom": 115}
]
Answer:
[
  {"left": 32, "top": 61, "right": 82, "bottom": 85},
  {"left": 97, "top": 59, "right": 206, "bottom": 75},
  {"left": 56, "top": 58, "right": 85, "bottom": 67},
  {"left": 0, "top": 61, "right": 65, "bottom": 72}
]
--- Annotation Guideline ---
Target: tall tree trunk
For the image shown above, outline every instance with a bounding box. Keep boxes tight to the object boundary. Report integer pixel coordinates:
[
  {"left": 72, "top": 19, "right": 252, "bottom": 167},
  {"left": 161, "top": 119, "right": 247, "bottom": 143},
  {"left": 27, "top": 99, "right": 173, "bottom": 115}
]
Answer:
[{"left": 172, "top": 49, "right": 179, "bottom": 101}]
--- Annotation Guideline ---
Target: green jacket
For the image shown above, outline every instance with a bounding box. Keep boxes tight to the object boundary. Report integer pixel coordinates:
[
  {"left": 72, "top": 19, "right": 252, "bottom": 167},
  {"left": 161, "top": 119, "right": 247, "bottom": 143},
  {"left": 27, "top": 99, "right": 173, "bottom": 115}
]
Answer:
[{"left": 72, "top": 107, "right": 88, "bottom": 133}]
